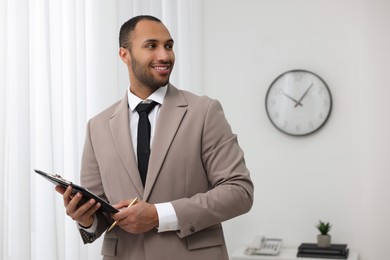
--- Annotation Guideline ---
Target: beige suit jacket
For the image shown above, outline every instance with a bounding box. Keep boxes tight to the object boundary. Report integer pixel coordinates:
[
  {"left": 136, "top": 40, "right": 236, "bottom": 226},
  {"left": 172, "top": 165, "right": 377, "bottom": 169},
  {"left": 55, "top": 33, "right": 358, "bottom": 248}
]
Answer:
[{"left": 79, "top": 84, "right": 254, "bottom": 260}]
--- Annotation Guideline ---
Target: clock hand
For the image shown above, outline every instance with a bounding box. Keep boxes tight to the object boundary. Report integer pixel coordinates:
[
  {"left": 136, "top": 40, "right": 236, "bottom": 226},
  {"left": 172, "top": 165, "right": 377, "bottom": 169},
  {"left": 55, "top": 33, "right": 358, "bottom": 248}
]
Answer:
[
  {"left": 282, "top": 92, "right": 303, "bottom": 106},
  {"left": 295, "top": 83, "right": 313, "bottom": 107}
]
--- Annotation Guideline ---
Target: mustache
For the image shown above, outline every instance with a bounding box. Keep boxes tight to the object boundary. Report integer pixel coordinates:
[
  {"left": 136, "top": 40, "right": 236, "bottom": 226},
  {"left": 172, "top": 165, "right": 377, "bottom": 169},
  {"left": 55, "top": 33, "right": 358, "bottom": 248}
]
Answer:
[{"left": 153, "top": 60, "right": 173, "bottom": 66}]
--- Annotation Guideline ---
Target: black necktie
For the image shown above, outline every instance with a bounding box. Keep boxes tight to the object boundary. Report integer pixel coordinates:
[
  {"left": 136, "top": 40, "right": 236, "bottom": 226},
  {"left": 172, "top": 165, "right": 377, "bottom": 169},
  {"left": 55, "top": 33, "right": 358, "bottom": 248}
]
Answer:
[{"left": 135, "top": 101, "right": 158, "bottom": 186}]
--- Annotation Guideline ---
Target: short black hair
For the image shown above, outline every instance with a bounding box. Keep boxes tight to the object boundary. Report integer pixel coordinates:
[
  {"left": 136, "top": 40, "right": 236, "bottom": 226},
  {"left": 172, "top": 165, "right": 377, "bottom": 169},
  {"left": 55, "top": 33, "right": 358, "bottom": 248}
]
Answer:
[{"left": 119, "top": 15, "right": 162, "bottom": 49}]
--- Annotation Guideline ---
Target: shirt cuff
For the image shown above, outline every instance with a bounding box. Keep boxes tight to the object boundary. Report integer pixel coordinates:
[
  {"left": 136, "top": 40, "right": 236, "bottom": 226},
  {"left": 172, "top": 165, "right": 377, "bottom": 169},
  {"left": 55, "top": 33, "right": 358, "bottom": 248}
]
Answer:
[
  {"left": 154, "top": 202, "right": 179, "bottom": 232},
  {"left": 78, "top": 214, "right": 98, "bottom": 233}
]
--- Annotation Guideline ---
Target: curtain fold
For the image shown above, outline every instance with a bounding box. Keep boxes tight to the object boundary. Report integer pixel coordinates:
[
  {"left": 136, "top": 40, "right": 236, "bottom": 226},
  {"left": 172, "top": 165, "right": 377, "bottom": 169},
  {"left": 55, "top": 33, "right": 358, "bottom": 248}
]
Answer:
[
  {"left": 2, "top": 1, "right": 32, "bottom": 260},
  {"left": 0, "top": 0, "right": 202, "bottom": 259}
]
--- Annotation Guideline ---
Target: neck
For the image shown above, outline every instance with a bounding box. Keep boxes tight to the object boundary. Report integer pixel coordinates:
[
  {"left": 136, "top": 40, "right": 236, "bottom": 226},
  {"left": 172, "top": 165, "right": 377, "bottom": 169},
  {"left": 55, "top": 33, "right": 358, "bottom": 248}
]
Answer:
[{"left": 129, "top": 85, "right": 160, "bottom": 100}]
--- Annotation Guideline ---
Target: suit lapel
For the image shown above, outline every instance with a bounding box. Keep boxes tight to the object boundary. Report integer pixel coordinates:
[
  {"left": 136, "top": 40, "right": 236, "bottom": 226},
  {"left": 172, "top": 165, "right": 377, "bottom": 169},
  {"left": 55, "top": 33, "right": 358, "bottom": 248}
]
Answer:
[
  {"left": 110, "top": 94, "right": 144, "bottom": 198},
  {"left": 144, "top": 85, "right": 187, "bottom": 200}
]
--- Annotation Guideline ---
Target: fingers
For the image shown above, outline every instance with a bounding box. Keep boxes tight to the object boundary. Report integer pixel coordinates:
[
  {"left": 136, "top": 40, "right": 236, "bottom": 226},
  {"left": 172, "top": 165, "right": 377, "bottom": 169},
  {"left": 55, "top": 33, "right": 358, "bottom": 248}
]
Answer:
[
  {"left": 67, "top": 197, "right": 99, "bottom": 221},
  {"left": 112, "top": 199, "right": 137, "bottom": 209},
  {"left": 84, "top": 202, "right": 101, "bottom": 217},
  {"left": 60, "top": 185, "right": 100, "bottom": 227},
  {"left": 111, "top": 205, "right": 136, "bottom": 230},
  {"left": 112, "top": 198, "right": 138, "bottom": 220},
  {"left": 112, "top": 200, "right": 127, "bottom": 209},
  {"left": 63, "top": 185, "right": 74, "bottom": 206},
  {"left": 55, "top": 185, "right": 66, "bottom": 195}
]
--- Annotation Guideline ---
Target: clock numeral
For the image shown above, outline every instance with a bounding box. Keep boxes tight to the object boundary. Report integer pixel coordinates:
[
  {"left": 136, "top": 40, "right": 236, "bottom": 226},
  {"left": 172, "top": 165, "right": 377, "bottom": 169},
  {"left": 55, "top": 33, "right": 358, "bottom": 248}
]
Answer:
[
  {"left": 296, "top": 125, "right": 301, "bottom": 133},
  {"left": 273, "top": 112, "right": 279, "bottom": 119},
  {"left": 322, "top": 99, "right": 329, "bottom": 107},
  {"left": 294, "top": 73, "right": 303, "bottom": 82},
  {"left": 274, "top": 88, "right": 283, "bottom": 95}
]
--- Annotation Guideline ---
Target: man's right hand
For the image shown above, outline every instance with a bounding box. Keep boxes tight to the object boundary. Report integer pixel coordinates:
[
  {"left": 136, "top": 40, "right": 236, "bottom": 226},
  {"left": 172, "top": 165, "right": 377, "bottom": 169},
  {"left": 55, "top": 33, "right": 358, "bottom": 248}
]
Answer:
[{"left": 55, "top": 185, "right": 101, "bottom": 228}]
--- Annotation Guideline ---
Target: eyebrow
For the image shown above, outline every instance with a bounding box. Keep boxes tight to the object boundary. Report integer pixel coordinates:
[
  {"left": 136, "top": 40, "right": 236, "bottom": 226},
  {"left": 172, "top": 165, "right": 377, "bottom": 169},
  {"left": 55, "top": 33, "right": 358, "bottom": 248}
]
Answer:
[{"left": 144, "top": 38, "right": 174, "bottom": 44}]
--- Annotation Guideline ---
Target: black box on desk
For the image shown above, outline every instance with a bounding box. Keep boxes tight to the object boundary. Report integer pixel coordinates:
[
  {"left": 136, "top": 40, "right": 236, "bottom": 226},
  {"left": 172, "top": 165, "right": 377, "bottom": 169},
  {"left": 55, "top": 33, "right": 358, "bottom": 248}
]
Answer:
[{"left": 297, "top": 243, "right": 349, "bottom": 259}]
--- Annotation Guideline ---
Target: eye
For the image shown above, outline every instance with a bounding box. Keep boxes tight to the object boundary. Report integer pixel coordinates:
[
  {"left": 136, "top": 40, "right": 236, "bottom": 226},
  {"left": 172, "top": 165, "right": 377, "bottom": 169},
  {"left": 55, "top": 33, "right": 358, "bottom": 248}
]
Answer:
[
  {"left": 146, "top": 43, "right": 156, "bottom": 49},
  {"left": 165, "top": 43, "right": 174, "bottom": 50}
]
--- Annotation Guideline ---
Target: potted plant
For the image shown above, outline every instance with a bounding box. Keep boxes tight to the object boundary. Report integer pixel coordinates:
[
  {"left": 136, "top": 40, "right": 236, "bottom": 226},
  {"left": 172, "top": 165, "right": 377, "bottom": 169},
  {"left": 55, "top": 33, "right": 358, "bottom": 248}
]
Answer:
[{"left": 316, "top": 220, "right": 332, "bottom": 248}]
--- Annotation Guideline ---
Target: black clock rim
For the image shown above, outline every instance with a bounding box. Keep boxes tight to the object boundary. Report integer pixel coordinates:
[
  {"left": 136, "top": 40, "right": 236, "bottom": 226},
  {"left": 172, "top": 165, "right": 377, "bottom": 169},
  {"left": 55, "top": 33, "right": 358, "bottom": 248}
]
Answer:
[{"left": 265, "top": 69, "right": 333, "bottom": 136}]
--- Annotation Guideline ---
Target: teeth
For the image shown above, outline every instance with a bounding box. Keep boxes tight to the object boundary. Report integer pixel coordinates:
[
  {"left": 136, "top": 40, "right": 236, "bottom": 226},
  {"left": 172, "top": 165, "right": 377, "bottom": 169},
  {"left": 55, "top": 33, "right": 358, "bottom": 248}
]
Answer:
[{"left": 155, "top": 66, "right": 168, "bottom": 70}]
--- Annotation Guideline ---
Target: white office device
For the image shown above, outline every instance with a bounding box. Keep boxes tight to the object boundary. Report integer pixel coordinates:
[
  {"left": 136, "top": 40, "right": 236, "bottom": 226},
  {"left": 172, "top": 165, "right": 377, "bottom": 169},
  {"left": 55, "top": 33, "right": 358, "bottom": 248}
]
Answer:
[{"left": 245, "top": 236, "right": 283, "bottom": 256}]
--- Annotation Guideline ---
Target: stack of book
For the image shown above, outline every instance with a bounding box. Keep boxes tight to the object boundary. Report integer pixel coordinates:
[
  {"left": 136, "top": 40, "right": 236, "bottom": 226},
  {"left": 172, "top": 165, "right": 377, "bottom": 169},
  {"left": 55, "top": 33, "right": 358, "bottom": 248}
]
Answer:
[{"left": 297, "top": 243, "right": 349, "bottom": 259}]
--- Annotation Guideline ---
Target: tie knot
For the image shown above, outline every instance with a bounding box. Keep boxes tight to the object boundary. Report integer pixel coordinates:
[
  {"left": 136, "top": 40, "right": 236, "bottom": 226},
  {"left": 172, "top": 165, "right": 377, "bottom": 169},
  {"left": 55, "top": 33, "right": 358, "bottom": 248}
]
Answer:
[{"left": 135, "top": 101, "right": 158, "bottom": 115}]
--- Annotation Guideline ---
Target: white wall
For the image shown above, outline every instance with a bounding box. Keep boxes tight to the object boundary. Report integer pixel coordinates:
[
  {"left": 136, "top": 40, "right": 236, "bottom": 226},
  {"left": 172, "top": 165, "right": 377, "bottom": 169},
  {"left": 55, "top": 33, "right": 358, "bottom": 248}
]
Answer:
[{"left": 201, "top": 0, "right": 390, "bottom": 259}]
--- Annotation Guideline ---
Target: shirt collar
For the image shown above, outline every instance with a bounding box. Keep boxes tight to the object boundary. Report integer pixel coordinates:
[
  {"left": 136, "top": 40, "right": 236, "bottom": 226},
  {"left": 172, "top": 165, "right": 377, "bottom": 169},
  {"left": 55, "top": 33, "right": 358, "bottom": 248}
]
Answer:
[{"left": 127, "top": 85, "right": 167, "bottom": 111}]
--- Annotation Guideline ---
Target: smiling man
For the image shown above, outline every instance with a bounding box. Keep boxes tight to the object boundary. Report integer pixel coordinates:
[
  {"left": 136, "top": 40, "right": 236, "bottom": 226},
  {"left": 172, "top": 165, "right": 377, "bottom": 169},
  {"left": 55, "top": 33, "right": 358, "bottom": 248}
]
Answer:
[{"left": 57, "top": 15, "right": 254, "bottom": 260}]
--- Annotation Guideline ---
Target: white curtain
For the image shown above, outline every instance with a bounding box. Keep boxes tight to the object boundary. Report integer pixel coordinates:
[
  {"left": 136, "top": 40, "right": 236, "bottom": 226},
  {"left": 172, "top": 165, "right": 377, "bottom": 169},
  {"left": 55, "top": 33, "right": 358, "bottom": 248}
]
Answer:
[{"left": 0, "top": 0, "right": 202, "bottom": 259}]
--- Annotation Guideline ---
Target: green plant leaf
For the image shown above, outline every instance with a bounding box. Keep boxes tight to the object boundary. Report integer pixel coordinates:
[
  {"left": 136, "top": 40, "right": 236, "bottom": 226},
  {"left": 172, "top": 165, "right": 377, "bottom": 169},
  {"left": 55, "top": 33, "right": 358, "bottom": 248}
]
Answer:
[{"left": 316, "top": 220, "right": 332, "bottom": 235}]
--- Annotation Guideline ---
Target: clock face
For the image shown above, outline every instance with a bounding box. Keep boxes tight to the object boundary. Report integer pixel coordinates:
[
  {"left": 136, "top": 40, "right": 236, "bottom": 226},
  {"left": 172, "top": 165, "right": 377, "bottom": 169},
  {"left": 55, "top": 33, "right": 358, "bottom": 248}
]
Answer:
[{"left": 265, "top": 70, "right": 332, "bottom": 136}]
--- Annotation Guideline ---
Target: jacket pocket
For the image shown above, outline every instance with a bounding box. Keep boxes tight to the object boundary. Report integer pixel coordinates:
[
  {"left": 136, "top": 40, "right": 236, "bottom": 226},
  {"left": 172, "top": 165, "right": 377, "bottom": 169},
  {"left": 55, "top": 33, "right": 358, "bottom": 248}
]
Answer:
[
  {"left": 186, "top": 225, "right": 223, "bottom": 250},
  {"left": 101, "top": 237, "right": 118, "bottom": 256}
]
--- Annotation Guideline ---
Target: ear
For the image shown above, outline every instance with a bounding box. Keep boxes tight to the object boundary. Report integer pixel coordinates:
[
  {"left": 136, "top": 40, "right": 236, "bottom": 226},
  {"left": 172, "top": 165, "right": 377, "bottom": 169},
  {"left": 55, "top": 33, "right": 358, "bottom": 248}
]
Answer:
[{"left": 119, "top": 47, "right": 130, "bottom": 64}]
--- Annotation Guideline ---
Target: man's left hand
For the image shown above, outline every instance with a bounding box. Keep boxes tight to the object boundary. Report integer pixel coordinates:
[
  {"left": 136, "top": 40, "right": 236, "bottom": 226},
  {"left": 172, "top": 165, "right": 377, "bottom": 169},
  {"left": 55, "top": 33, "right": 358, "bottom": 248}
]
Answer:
[{"left": 111, "top": 200, "right": 159, "bottom": 234}]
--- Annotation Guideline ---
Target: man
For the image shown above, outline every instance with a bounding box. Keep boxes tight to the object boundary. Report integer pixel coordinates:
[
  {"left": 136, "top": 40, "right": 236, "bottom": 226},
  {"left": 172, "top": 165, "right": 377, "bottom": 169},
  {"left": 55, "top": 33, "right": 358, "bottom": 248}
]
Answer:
[{"left": 56, "top": 15, "right": 253, "bottom": 259}]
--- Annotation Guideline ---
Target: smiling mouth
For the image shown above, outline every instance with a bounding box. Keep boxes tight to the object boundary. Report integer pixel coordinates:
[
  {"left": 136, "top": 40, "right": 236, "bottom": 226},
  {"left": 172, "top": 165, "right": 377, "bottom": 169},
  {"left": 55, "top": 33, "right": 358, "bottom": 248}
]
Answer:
[
  {"left": 154, "top": 66, "right": 169, "bottom": 70},
  {"left": 152, "top": 64, "right": 171, "bottom": 75}
]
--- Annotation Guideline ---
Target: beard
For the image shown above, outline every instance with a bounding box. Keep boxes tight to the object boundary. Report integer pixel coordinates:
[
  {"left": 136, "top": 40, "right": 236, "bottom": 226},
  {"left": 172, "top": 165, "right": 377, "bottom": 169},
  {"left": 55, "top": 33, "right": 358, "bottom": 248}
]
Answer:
[{"left": 130, "top": 53, "right": 173, "bottom": 89}]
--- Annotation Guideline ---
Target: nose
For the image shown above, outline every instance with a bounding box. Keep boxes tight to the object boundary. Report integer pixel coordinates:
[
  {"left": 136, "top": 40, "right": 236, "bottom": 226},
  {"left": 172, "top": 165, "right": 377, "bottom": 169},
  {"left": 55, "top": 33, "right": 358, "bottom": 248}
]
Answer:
[{"left": 156, "top": 46, "right": 171, "bottom": 61}]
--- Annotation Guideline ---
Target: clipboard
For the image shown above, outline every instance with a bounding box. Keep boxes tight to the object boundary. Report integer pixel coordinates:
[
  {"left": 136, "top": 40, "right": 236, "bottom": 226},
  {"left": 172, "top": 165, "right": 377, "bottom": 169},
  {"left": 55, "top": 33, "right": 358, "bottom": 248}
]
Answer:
[{"left": 34, "top": 169, "right": 118, "bottom": 213}]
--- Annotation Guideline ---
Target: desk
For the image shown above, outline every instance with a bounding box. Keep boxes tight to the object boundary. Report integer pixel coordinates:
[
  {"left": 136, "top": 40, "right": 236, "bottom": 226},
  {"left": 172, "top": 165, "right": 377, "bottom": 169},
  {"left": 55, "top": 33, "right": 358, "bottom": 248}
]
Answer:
[{"left": 231, "top": 247, "right": 358, "bottom": 260}]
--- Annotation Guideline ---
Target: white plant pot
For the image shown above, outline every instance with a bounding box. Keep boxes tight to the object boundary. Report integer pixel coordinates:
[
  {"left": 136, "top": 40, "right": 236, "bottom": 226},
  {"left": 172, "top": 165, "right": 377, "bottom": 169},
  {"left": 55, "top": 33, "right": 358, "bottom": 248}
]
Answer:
[{"left": 317, "top": 235, "right": 331, "bottom": 248}]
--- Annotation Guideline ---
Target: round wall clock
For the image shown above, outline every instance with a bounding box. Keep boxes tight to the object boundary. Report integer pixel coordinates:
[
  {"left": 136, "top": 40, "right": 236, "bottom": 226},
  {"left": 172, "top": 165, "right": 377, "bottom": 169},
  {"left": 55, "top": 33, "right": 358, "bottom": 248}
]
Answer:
[{"left": 265, "top": 69, "right": 332, "bottom": 136}]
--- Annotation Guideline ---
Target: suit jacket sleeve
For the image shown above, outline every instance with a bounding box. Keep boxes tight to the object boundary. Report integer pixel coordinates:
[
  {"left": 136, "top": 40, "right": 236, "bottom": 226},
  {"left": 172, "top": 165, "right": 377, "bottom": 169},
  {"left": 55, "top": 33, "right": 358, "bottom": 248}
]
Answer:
[
  {"left": 171, "top": 99, "right": 254, "bottom": 238},
  {"left": 78, "top": 120, "right": 111, "bottom": 244}
]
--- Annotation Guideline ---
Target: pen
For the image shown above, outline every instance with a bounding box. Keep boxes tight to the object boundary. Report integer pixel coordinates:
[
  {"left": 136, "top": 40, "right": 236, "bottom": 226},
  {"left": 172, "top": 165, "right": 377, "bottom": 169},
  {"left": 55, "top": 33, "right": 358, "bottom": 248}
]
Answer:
[{"left": 107, "top": 197, "right": 138, "bottom": 232}]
